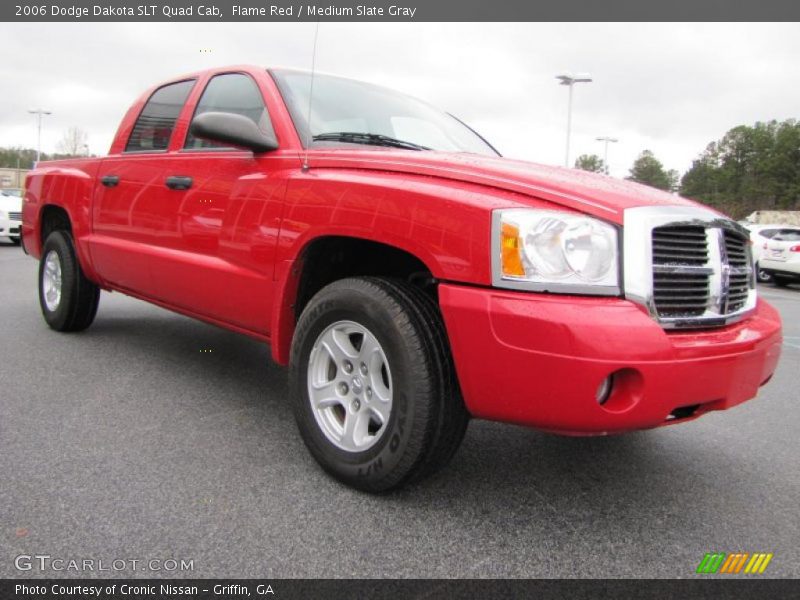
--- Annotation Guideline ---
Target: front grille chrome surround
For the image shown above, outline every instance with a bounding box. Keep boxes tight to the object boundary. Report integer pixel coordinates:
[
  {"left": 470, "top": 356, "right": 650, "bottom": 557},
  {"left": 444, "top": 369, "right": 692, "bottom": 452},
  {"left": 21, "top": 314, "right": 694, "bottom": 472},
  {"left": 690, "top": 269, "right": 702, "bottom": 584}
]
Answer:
[{"left": 624, "top": 206, "right": 756, "bottom": 330}]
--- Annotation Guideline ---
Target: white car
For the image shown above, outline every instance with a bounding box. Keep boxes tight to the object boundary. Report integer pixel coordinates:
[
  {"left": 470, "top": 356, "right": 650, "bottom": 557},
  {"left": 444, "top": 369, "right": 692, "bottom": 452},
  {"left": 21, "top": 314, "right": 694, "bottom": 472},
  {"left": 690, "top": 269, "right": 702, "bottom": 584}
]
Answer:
[
  {"left": 0, "top": 189, "right": 23, "bottom": 245},
  {"left": 743, "top": 223, "right": 800, "bottom": 283},
  {"left": 759, "top": 229, "right": 800, "bottom": 287},
  {"left": 1, "top": 188, "right": 22, "bottom": 198}
]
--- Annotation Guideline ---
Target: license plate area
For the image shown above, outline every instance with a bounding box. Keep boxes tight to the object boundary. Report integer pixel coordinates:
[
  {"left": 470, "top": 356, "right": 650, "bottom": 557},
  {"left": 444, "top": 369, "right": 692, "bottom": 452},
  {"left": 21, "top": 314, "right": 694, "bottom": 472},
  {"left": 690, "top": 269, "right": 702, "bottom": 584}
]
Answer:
[{"left": 770, "top": 249, "right": 786, "bottom": 260}]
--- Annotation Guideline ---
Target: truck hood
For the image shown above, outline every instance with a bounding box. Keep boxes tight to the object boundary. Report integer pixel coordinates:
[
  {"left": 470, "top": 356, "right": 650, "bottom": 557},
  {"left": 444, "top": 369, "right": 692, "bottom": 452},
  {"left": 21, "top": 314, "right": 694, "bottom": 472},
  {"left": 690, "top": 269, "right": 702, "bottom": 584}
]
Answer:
[{"left": 307, "top": 150, "right": 705, "bottom": 224}]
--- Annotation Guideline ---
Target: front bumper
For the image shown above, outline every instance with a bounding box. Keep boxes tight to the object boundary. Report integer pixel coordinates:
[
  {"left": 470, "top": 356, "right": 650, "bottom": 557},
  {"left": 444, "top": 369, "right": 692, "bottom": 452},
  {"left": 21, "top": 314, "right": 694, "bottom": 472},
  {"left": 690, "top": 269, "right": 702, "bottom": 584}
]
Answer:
[
  {"left": 439, "top": 284, "right": 782, "bottom": 435},
  {"left": 0, "top": 218, "right": 21, "bottom": 239},
  {"left": 760, "top": 256, "right": 800, "bottom": 278}
]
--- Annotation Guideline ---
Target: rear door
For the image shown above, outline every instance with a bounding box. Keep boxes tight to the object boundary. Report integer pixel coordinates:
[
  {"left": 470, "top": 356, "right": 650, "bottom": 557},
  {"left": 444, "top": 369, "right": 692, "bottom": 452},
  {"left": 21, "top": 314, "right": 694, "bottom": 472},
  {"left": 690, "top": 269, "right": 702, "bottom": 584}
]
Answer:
[{"left": 91, "top": 79, "right": 196, "bottom": 293}]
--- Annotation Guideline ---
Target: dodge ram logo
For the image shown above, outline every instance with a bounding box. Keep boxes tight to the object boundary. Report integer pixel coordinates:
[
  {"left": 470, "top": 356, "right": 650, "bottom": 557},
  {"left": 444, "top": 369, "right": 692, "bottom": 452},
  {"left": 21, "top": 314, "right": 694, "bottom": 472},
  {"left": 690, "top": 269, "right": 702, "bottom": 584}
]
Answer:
[{"left": 710, "top": 228, "right": 732, "bottom": 315}]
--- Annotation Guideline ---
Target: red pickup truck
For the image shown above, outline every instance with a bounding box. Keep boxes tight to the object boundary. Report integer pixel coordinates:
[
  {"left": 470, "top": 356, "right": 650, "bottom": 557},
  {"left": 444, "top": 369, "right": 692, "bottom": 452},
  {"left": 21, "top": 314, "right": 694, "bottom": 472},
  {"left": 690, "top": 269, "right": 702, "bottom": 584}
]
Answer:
[{"left": 22, "top": 65, "right": 782, "bottom": 492}]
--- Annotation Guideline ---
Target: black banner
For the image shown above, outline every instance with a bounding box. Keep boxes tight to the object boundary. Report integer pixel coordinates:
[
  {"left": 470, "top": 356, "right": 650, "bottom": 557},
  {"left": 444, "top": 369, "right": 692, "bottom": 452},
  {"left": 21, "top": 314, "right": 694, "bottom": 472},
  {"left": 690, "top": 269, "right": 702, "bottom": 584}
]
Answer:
[
  {"left": 2, "top": 579, "right": 799, "bottom": 600},
  {"left": 3, "top": 0, "right": 800, "bottom": 22}
]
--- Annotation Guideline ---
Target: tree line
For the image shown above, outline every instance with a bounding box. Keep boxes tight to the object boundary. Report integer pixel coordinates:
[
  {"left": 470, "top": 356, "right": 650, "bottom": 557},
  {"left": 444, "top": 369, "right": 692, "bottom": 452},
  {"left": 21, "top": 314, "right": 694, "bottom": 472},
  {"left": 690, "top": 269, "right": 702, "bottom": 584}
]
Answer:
[
  {"left": 0, "top": 127, "right": 91, "bottom": 168},
  {"left": 575, "top": 118, "right": 799, "bottom": 219}
]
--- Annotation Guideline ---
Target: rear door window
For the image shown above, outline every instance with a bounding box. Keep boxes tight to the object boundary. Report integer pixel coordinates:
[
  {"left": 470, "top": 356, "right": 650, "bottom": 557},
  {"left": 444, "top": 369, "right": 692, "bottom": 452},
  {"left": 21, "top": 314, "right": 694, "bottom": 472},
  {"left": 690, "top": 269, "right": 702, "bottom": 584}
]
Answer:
[
  {"left": 185, "top": 73, "right": 275, "bottom": 149},
  {"left": 125, "top": 79, "right": 195, "bottom": 152}
]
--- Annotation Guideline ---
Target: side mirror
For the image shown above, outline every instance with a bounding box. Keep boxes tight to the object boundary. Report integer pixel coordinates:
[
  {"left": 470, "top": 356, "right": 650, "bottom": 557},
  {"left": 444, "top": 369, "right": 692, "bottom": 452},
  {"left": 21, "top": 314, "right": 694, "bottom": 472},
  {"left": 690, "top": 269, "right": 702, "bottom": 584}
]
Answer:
[{"left": 189, "top": 111, "right": 278, "bottom": 153}]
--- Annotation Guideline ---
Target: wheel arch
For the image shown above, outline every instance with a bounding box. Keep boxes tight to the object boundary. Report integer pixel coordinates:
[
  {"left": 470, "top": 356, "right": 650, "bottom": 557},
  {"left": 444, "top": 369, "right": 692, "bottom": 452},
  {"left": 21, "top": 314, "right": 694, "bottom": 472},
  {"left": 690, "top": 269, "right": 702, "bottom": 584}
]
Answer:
[
  {"left": 270, "top": 234, "right": 438, "bottom": 365},
  {"left": 35, "top": 201, "right": 102, "bottom": 284},
  {"left": 25, "top": 164, "right": 101, "bottom": 283},
  {"left": 39, "top": 204, "right": 73, "bottom": 247}
]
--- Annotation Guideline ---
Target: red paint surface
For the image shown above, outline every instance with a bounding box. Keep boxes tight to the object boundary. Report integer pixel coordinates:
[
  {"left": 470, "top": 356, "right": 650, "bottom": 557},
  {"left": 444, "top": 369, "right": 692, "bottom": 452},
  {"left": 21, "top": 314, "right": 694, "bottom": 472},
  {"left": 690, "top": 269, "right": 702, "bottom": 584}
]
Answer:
[{"left": 439, "top": 285, "right": 782, "bottom": 433}]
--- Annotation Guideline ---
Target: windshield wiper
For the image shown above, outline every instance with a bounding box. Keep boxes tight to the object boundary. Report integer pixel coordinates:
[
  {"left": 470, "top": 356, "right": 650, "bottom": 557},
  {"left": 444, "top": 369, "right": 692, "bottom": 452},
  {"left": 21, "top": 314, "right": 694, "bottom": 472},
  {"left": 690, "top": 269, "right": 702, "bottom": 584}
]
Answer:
[{"left": 312, "top": 132, "right": 430, "bottom": 151}]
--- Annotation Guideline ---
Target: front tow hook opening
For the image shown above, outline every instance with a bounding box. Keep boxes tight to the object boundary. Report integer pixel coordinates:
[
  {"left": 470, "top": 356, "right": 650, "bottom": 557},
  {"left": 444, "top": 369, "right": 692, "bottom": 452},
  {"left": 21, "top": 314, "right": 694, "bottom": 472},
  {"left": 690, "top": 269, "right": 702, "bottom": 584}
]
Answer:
[{"left": 667, "top": 404, "right": 701, "bottom": 422}]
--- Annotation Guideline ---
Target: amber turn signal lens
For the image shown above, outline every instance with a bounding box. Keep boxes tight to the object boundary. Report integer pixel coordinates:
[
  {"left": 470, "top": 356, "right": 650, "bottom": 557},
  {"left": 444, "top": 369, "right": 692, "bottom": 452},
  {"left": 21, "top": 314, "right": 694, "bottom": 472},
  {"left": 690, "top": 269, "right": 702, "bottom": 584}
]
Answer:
[{"left": 501, "top": 222, "right": 525, "bottom": 277}]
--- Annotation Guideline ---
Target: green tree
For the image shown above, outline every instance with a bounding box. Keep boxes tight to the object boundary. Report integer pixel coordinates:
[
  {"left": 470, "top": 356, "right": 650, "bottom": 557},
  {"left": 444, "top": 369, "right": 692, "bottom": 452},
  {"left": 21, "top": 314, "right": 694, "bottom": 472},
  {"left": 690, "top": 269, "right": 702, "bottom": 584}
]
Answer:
[
  {"left": 574, "top": 154, "right": 606, "bottom": 173},
  {"left": 680, "top": 119, "right": 800, "bottom": 218},
  {"left": 626, "top": 150, "right": 674, "bottom": 191},
  {"left": 0, "top": 145, "right": 96, "bottom": 169},
  {"left": 0, "top": 147, "right": 40, "bottom": 169},
  {"left": 666, "top": 169, "right": 680, "bottom": 193}
]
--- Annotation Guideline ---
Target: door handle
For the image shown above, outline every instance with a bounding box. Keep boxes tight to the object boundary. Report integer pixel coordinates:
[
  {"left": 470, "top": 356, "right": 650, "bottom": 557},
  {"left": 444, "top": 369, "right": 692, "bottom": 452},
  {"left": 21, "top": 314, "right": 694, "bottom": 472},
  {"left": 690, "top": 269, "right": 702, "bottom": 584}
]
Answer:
[
  {"left": 101, "top": 175, "right": 120, "bottom": 187},
  {"left": 165, "top": 176, "right": 193, "bottom": 190}
]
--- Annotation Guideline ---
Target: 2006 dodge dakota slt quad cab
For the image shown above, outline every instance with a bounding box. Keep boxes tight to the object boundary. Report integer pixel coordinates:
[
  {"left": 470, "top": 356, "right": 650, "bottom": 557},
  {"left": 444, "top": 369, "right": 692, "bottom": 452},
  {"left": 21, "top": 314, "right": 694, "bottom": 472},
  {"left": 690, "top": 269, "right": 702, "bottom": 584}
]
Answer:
[{"left": 23, "top": 66, "right": 782, "bottom": 492}]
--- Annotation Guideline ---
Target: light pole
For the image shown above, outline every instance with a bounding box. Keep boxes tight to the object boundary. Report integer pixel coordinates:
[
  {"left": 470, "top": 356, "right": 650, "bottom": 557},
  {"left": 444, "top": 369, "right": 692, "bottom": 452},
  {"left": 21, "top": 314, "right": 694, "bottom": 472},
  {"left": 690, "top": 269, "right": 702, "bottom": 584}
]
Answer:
[
  {"left": 556, "top": 73, "right": 592, "bottom": 167},
  {"left": 28, "top": 108, "right": 52, "bottom": 164},
  {"left": 595, "top": 136, "right": 618, "bottom": 175}
]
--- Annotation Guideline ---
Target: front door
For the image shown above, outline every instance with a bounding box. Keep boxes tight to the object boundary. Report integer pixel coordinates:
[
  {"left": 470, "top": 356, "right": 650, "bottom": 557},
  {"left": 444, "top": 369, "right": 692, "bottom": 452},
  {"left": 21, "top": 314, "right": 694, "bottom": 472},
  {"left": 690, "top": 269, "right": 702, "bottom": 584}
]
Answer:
[{"left": 143, "top": 72, "right": 287, "bottom": 333}]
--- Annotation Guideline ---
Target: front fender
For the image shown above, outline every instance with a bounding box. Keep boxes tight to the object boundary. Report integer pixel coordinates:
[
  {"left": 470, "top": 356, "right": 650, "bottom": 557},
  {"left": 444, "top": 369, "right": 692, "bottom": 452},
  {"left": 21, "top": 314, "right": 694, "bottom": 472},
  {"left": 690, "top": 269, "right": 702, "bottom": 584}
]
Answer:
[
  {"left": 269, "top": 167, "right": 558, "bottom": 364},
  {"left": 275, "top": 168, "right": 553, "bottom": 285}
]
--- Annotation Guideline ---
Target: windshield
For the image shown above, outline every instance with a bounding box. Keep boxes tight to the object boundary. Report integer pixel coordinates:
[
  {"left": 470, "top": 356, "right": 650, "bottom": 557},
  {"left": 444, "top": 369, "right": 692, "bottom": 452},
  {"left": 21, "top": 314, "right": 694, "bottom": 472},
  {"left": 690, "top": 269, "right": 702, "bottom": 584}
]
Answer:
[{"left": 270, "top": 69, "right": 499, "bottom": 156}]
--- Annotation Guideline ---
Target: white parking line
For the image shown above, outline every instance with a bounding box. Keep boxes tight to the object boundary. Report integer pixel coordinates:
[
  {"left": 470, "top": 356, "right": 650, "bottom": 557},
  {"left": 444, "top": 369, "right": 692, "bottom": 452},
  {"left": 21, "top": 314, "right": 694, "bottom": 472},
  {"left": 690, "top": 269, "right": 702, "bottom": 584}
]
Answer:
[{"left": 783, "top": 336, "right": 800, "bottom": 350}]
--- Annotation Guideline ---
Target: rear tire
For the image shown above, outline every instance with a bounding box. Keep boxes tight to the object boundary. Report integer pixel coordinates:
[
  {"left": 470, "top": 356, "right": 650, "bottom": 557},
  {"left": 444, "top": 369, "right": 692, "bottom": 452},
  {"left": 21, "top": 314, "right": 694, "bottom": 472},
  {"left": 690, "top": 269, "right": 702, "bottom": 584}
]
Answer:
[
  {"left": 39, "top": 231, "right": 100, "bottom": 332},
  {"left": 756, "top": 264, "right": 772, "bottom": 284},
  {"left": 289, "top": 277, "right": 469, "bottom": 493}
]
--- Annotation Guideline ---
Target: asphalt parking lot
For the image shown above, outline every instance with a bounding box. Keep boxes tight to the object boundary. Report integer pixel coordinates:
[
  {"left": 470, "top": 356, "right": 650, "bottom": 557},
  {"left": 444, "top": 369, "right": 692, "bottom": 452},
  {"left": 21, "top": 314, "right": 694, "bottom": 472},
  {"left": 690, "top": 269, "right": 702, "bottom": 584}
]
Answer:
[{"left": 1, "top": 242, "right": 799, "bottom": 579}]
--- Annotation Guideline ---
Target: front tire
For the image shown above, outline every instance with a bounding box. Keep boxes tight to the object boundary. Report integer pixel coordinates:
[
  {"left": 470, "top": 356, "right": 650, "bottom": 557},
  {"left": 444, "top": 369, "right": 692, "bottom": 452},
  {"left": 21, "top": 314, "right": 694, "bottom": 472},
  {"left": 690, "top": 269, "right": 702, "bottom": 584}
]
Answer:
[
  {"left": 290, "top": 277, "right": 469, "bottom": 493},
  {"left": 39, "top": 231, "right": 100, "bottom": 332}
]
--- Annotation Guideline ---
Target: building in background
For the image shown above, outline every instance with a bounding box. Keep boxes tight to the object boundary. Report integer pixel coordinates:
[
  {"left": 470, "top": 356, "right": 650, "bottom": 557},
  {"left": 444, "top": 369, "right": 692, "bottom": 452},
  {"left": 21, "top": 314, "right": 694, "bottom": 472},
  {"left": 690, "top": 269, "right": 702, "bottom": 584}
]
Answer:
[
  {"left": 745, "top": 211, "right": 800, "bottom": 226},
  {"left": 0, "top": 168, "right": 28, "bottom": 190}
]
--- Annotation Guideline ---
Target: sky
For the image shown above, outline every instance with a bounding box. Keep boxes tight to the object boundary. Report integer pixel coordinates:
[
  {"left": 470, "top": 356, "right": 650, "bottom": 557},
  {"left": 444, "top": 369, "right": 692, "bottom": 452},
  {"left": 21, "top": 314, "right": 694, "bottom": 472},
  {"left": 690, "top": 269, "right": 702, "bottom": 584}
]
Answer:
[{"left": 1, "top": 22, "right": 799, "bottom": 177}]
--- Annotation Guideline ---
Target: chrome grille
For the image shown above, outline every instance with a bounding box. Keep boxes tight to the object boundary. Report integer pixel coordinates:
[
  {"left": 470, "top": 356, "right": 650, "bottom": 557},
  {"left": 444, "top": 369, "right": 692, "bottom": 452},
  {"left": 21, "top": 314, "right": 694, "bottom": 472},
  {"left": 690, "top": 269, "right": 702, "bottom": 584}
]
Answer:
[
  {"left": 653, "top": 225, "right": 708, "bottom": 265},
  {"left": 652, "top": 225, "right": 710, "bottom": 318},
  {"left": 724, "top": 230, "right": 750, "bottom": 313},
  {"left": 8, "top": 211, "right": 22, "bottom": 222},
  {"left": 624, "top": 206, "right": 757, "bottom": 330}
]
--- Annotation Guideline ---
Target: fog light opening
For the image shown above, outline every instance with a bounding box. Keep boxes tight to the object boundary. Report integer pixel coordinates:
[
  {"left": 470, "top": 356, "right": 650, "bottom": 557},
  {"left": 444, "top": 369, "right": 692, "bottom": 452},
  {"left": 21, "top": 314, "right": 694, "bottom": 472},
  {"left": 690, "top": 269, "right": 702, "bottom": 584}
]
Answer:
[
  {"left": 596, "top": 368, "right": 643, "bottom": 414},
  {"left": 596, "top": 374, "right": 615, "bottom": 405}
]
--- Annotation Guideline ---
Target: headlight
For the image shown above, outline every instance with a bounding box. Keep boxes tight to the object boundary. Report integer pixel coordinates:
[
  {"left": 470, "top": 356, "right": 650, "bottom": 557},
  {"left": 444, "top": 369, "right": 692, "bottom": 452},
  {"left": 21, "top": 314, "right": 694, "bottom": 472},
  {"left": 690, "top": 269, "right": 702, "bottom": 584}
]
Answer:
[
  {"left": 0, "top": 210, "right": 6, "bottom": 220},
  {"left": 492, "top": 208, "right": 620, "bottom": 294}
]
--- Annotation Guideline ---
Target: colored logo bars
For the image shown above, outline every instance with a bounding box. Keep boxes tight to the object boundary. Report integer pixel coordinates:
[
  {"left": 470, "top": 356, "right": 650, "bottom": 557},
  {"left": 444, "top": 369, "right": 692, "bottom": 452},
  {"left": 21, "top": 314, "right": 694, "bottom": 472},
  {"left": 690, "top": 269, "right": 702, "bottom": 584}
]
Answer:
[{"left": 696, "top": 552, "right": 773, "bottom": 574}]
